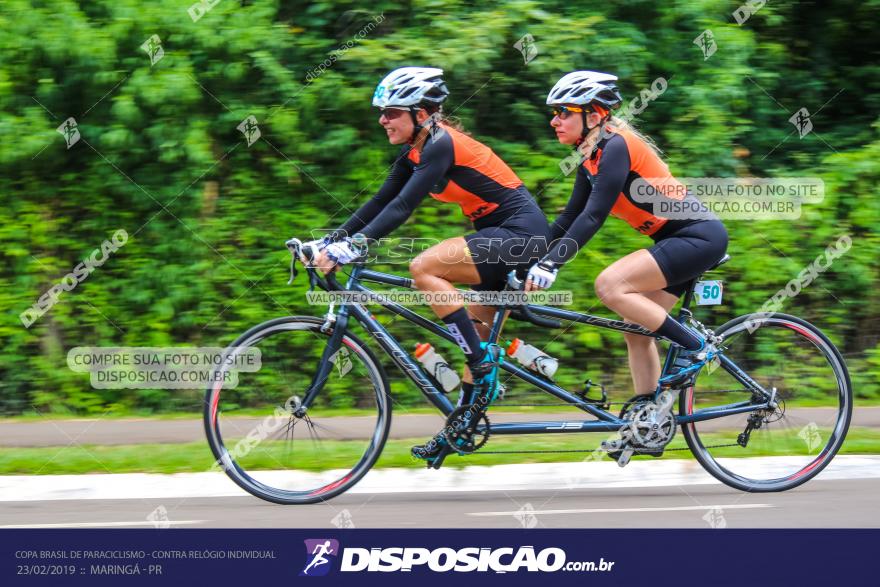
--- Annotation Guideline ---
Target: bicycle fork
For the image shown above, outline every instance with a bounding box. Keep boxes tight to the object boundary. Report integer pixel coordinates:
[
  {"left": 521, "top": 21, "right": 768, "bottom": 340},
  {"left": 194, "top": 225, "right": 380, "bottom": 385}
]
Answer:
[{"left": 299, "top": 304, "right": 350, "bottom": 412}]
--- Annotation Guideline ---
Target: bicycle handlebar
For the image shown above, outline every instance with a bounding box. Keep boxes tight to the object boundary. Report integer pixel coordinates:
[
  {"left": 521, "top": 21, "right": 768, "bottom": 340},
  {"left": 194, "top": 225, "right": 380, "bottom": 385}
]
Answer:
[
  {"left": 285, "top": 237, "right": 356, "bottom": 293},
  {"left": 286, "top": 239, "right": 562, "bottom": 329},
  {"left": 286, "top": 237, "right": 330, "bottom": 291},
  {"left": 503, "top": 271, "right": 562, "bottom": 329},
  {"left": 511, "top": 304, "right": 563, "bottom": 329}
]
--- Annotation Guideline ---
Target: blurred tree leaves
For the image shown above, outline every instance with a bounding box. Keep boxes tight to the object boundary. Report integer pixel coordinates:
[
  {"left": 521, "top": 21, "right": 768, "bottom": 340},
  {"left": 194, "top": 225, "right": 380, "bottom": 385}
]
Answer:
[{"left": 0, "top": 0, "right": 877, "bottom": 414}]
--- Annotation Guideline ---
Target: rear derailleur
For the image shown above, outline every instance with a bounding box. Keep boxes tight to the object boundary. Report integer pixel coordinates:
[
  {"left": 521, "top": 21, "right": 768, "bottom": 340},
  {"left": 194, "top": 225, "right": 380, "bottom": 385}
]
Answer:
[
  {"left": 738, "top": 387, "right": 784, "bottom": 448},
  {"left": 737, "top": 412, "right": 763, "bottom": 447}
]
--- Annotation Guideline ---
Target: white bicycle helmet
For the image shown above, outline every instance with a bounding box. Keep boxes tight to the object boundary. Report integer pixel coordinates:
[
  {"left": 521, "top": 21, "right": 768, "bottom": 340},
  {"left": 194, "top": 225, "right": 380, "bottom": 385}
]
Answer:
[
  {"left": 372, "top": 67, "right": 449, "bottom": 108},
  {"left": 546, "top": 71, "right": 623, "bottom": 110}
]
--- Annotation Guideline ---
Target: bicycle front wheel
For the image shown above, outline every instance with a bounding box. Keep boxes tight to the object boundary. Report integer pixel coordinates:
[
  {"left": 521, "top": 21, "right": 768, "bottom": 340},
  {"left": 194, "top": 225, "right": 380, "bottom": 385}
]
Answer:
[
  {"left": 204, "top": 316, "right": 391, "bottom": 504},
  {"left": 681, "top": 312, "right": 852, "bottom": 492}
]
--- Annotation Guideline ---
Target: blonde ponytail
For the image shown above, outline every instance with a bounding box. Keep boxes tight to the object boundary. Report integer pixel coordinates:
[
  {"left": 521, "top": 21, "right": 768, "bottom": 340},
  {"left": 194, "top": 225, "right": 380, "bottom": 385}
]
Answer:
[
  {"left": 578, "top": 114, "right": 664, "bottom": 160},
  {"left": 609, "top": 115, "right": 664, "bottom": 157}
]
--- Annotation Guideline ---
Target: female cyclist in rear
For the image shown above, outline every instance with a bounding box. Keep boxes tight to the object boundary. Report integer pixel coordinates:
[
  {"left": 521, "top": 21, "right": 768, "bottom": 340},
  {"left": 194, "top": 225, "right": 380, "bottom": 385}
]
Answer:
[
  {"left": 309, "top": 67, "right": 551, "bottom": 460},
  {"left": 526, "top": 71, "right": 729, "bottom": 448}
]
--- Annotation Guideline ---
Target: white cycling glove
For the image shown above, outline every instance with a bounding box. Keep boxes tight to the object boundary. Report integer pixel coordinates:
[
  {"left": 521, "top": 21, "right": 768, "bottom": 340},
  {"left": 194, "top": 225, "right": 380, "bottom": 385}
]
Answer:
[
  {"left": 526, "top": 261, "right": 558, "bottom": 290},
  {"left": 303, "top": 235, "right": 330, "bottom": 250},
  {"left": 325, "top": 238, "right": 362, "bottom": 266},
  {"left": 298, "top": 235, "right": 332, "bottom": 264}
]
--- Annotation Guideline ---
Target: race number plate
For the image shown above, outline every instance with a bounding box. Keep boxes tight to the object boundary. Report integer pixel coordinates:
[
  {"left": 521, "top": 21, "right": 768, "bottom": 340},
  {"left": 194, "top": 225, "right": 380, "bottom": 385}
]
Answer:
[{"left": 694, "top": 280, "right": 723, "bottom": 305}]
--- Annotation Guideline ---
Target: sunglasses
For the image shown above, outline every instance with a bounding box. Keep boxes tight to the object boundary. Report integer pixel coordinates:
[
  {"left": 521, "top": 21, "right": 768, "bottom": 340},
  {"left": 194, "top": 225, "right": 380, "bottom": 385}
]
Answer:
[
  {"left": 378, "top": 107, "right": 412, "bottom": 120},
  {"left": 550, "top": 105, "right": 586, "bottom": 120}
]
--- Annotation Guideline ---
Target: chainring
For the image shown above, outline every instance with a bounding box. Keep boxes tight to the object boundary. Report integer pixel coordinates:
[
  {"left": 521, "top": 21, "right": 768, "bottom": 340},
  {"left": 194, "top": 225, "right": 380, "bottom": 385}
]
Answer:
[
  {"left": 627, "top": 393, "right": 677, "bottom": 450},
  {"left": 442, "top": 404, "right": 491, "bottom": 454}
]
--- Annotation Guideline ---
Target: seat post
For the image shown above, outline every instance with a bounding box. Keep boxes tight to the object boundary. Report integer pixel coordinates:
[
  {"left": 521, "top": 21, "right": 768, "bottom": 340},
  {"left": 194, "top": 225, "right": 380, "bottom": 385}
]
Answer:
[
  {"left": 678, "top": 253, "right": 730, "bottom": 317},
  {"left": 678, "top": 278, "right": 698, "bottom": 317}
]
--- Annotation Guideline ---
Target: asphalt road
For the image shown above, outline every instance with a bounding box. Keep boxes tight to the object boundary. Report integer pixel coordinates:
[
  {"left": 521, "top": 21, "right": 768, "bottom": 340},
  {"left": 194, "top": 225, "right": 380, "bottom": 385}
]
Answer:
[{"left": 2, "top": 478, "right": 878, "bottom": 529}]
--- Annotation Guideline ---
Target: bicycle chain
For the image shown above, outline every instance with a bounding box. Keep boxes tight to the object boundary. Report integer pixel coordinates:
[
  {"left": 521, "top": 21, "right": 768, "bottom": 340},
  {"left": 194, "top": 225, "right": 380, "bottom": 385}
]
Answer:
[
  {"left": 495, "top": 389, "right": 750, "bottom": 410},
  {"left": 464, "top": 391, "right": 747, "bottom": 455},
  {"left": 459, "top": 312, "right": 744, "bottom": 455},
  {"left": 474, "top": 443, "right": 741, "bottom": 455}
]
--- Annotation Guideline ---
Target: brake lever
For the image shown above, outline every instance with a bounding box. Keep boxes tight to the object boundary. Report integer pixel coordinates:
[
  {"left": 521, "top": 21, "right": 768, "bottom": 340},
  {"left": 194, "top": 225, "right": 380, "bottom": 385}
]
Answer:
[
  {"left": 286, "top": 238, "right": 302, "bottom": 285},
  {"left": 286, "top": 237, "right": 324, "bottom": 290},
  {"left": 287, "top": 255, "right": 298, "bottom": 285}
]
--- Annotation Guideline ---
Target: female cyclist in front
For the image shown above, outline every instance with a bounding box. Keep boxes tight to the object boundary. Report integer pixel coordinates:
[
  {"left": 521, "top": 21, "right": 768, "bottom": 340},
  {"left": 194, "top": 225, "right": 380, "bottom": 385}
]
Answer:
[
  {"left": 309, "top": 67, "right": 551, "bottom": 461},
  {"left": 525, "top": 71, "right": 729, "bottom": 450}
]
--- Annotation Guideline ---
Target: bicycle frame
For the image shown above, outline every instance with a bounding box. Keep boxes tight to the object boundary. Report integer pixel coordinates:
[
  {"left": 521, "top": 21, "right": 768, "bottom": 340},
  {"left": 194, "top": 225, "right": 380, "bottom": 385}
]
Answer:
[{"left": 299, "top": 263, "right": 775, "bottom": 435}]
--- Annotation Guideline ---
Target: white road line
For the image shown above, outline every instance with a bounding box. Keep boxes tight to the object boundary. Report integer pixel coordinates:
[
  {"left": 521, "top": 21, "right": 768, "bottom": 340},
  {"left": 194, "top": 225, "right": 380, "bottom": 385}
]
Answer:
[
  {"left": 0, "top": 520, "right": 205, "bottom": 529},
  {"left": 1, "top": 456, "right": 877, "bottom": 502},
  {"left": 468, "top": 504, "right": 774, "bottom": 516}
]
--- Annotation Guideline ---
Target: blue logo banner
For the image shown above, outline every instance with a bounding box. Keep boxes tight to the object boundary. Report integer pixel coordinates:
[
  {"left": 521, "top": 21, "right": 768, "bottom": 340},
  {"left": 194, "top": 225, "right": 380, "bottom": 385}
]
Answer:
[{"left": 1, "top": 529, "right": 874, "bottom": 585}]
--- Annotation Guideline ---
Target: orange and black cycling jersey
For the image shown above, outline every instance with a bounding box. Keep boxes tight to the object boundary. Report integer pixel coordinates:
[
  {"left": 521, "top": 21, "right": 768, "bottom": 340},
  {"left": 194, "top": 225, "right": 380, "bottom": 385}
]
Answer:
[
  {"left": 544, "top": 126, "right": 708, "bottom": 265},
  {"left": 336, "top": 125, "right": 537, "bottom": 240}
]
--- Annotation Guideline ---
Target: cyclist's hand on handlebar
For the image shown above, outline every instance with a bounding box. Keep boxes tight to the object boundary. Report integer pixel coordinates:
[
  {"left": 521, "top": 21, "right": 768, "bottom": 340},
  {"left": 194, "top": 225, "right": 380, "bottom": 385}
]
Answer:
[
  {"left": 525, "top": 261, "right": 558, "bottom": 291},
  {"left": 297, "top": 236, "right": 329, "bottom": 265},
  {"left": 301, "top": 235, "right": 331, "bottom": 254},
  {"left": 311, "top": 249, "right": 339, "bottom": 275},
  {"left": 325, "top": 239, "right": 362, "bottom": 268}
]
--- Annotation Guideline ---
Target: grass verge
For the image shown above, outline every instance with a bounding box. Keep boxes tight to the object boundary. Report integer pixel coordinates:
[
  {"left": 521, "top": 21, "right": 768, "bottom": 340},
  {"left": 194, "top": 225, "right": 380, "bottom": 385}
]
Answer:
[{"left": 1, "top": 427, "right": 877, "bottom": 476}]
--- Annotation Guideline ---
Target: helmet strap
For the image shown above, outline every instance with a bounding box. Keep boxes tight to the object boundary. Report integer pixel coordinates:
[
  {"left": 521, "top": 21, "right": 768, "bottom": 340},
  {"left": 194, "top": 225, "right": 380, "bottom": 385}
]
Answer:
[
  {"left": 408, "top": 107, "right": 423, "bottom": 143},
  {"left": 408, "top": 106, "right": 442, "bottom": 146},
  {"left": 576, "top": 108, "right": 612, "bottom": 158},
  {"left": 579, "top": 110, "right": 590, "bottom": 142}
]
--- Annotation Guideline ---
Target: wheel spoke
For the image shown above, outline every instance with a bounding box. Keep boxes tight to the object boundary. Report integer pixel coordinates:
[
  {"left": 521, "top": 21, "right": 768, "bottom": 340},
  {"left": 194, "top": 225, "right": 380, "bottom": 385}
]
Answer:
[
  {"left": 204, "top": 319, "right": 389, "bottom": 503},
  {"left": 684, "top": 314, "right": 851, "bottom": 491}
]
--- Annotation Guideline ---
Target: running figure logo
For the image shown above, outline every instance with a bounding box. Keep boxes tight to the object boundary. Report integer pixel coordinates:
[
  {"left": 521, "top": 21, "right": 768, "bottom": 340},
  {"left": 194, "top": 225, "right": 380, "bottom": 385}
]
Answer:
[
  {"left": 300, "top": 539, "right": 339, "bottom": 576},
  {"left": 693, "top": 29, "right": 717, "bottom": 60},
  {"left": 789, "top": 107, "right": 813, "bottom": 138},
  {"left": 513, "top": 33, "right": 539, "bottom": 64},
  {"left": 237, "top": 115, "right": 261, "bottom": 147},
  {"left": 140, "top": 34, "right": 165, "bottom": 66},
  {"left": 56, "top": 117, "right": 80, "bottom": 149}
]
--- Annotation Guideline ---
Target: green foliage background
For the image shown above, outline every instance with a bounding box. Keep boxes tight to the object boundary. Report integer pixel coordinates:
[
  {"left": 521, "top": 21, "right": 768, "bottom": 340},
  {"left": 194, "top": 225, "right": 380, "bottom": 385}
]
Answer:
[{"left": 0, "top": 0, "right": 877, "bottom": 415}]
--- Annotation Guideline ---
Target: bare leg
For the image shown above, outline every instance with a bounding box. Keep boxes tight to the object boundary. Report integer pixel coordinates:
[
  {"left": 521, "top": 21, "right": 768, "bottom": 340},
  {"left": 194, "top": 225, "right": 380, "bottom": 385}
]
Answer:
[
  {"left": 594, "top": 249, "right": 671, "bottom": 330},
  {"left": 594, "top": 249, "right": 681, "bottom": 395},
  {"left": 410, "top": 237, "right": 488, "bottom": 380},
  {"left": 623, "top": 290, "right": 680, "bottom": 394},
  {"left": 408, "top": 239, "right": 503, "bottom": 457},
  {"left": 409, "top": 237, "right": 481, "bottom": 316}
]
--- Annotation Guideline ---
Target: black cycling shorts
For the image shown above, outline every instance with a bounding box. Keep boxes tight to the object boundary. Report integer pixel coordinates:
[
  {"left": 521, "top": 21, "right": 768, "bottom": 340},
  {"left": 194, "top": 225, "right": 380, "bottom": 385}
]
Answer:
[
  {"left": 464, "top": 208, "right": 551, "bottom": 294},
  {"left": 647, "top": 219, "right": 729, "bottom": 297}
]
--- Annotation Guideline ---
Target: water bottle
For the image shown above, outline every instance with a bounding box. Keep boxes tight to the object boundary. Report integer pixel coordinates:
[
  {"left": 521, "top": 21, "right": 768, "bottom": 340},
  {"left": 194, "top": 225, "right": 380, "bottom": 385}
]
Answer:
[
  {"left": 414, "top": 343, "right": 461, "bottom": 393},
  {"left": 507, "top": 338, "right": 559, "bottom": 379}
]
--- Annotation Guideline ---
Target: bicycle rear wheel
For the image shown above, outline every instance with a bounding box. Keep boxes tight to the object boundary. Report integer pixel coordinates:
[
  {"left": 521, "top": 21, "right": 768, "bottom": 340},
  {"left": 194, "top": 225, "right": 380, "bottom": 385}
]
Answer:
[
  {"left": 204, "top": 316, "right": 391, "bottom": 504},
  {"left": 681, "top": 312, "right": 851, "bottom": 492}
]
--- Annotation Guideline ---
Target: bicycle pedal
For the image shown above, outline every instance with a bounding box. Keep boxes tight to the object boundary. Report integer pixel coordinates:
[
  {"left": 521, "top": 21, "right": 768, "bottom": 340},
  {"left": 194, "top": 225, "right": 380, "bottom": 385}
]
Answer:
[
  {"left": 601, "top": 438, "right": 625, "bottom": 452},
  {"left": 616, "top": 446, "right": 634, "bottom": 468},
  {"left": 427, "top": 444, "right": 453, "bottom": 470}
]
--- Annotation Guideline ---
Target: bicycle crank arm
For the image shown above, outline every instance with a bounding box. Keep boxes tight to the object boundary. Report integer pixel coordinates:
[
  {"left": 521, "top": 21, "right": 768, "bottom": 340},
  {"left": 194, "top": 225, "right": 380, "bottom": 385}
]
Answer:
[
  {"left": 600, "top": 436, "right": 635, "bottom": 468},
  {"left": 427, "top": 444, "right": 454, "bottom": 470},
  {"left": 616, "top": 446, "right": 635, "bottom": 467}
]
